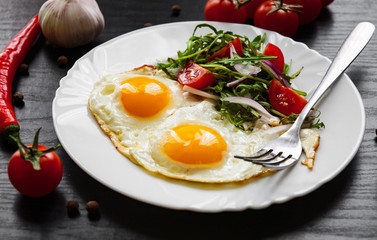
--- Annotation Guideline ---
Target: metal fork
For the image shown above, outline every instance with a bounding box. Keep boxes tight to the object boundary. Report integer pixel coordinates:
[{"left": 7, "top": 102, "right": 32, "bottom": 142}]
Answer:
[{"left": 235, "top": 22, "right": 375, "bottom": 170}]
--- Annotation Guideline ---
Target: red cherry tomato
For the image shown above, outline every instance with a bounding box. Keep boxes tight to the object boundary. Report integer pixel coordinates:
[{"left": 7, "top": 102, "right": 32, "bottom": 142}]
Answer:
[
  {"left": 244, "top": 0, "right": 266, "bottom": 20},
  {"left": 269, "top": 78, "right": 307, "bottom": 115},
  {"left": 178, "top": 60, "right": 216, "bottom": 89},
  {"left": 321, "top": 0, "right": 334, "bottom": 7},
  {"left": 254, "top": 1, "right": 299, "bottom": 37},
  {"left": 263, "top": 43, "right": 285, "bottom": 73},
  {"left": 207, "top": 37, "right": 243, "bottom": 62},
  {"left": 285, "top": 0, "right": 322, "bottom": 25},
  {"left": 8, "top": 144, "right": 63, "bottom": 197},
  {"left": 204, "top": 0, "right": 247, "bottom": 24}
]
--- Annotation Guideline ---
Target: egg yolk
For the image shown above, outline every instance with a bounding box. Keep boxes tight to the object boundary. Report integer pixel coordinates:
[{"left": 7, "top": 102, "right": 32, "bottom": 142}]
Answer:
[
  {"left": 121, "top": 76, "right": 170, "bottom": 118},
  {"left": 163, "top": 124, "right": 227, "bottom": 166}
]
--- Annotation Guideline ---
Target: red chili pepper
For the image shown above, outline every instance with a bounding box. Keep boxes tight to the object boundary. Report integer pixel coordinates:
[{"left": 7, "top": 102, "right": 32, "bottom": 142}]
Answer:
[{"left": 0, "top": 15, "right": 41, "bottom": 143}]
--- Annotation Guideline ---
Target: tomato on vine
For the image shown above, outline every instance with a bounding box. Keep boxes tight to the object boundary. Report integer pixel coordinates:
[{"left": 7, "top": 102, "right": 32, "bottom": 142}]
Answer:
[
  {"left": 204, "top": 0, "right": 247, "bottom": 24},
  {"left": 253, "top": 0, "right": 301, "bottom": 37},
  {"left": 8, "top": 128, "right": 63, "bottom": 197},
  {"left": 285, "top": 0, "right": 322, "bottom": 25},
  {"left": 321, "top": 0, "right": 334, "bottom": 7},
  {"left": 236, "top": 0, "right": 266, "bottom": 20}
]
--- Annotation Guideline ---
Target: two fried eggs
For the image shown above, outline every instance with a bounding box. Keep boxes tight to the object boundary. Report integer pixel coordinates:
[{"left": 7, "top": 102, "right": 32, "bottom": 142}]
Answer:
[
  {"left": 88, "top": 65, "right": 280, "bottom": 183},
  {"left": 89, "top": 65, "right": 319, "bottom": 183}
]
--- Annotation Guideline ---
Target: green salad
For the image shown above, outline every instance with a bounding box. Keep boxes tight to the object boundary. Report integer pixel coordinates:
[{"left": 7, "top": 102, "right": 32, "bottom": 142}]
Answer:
[{"left": 157, "top": 23, "right": 323, "bottom": 130}]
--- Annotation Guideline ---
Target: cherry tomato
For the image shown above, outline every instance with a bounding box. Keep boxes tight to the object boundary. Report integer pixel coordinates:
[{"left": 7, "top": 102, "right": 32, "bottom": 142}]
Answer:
[
  {"left": 204, "top": 0, "right": 247, "bottom": 24},
  {"left": 321, "top": 0, "right": 334, "bottom": 7},
  {"left": 178, "top": 60, "right": 216, "bottom": 89},
  {"left": 207, "top": 37, "right": 243, "bottom": 62},
  {"left": 269, "top": 78, "right": 307, "bottom": 115},
  {"left": 8, "top": 144, "right": 63, "bottom": 197},
  {"left": 244, "top": 0, "right": 266, "bottom": 20},
  {"left": 263, "top": 43, "right": 285, "bottom": 73},
  {"left": 254, "top": 1, "right": 299, "bottom": 37},
  {"left": 285, "top": 0, "right": 322, "bottom": 25}
]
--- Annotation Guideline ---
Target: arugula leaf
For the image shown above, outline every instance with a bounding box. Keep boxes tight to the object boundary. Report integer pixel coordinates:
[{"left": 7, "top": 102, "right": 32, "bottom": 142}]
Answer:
[
  {"left": 212, "top": 55, "right": 277, "bottom": 66},
  {"left": 156, "top": 23, "right": 321, "bottom": 130}
]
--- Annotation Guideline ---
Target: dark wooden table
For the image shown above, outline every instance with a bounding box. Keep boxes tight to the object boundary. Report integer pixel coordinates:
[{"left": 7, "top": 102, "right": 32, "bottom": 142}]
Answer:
[{"left": 0, "top": 0, "right": 376, "bottom": 239}]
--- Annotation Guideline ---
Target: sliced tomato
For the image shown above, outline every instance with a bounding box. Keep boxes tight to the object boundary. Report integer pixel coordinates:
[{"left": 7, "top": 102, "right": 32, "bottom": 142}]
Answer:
[
  {"left": 263, "top": 43, "right": 285, "bottom": 73},
  {"left": 269, "top": 78, "right": 307, "bottom": 115},
  {"left": 207, "top": 37, "right": 243, "bottom": 62},
  {"left": 177, "top": 60, "right": 216, "bottom": 89}
]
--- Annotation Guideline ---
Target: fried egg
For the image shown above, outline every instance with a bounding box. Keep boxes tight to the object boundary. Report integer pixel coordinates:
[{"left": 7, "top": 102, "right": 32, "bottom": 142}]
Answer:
[
  {"left": 129, "top": 100, "right": 275, "bottom": 182},
  {"left": 89, "top": 65, "right": 275, "bottom": 183},
  {"left": 89, "top": 65, "right": 320, "bottom": 183},
  {"left": 89, "top": 65, "right": 198, "bottom": 154}
]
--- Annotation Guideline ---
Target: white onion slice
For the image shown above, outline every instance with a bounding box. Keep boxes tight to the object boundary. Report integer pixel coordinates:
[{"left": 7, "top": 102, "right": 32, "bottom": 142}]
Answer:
[
  {"left": 222, "top": 96, "right": 270, "bottom": 117},
  {"left": 261, "top": 60, "right": 291, "bottom": 88},
  {"left": 229, "top": 44, "right": 261, "bottom": 75},
  {"left": 222, "top": 96, "right": 279, "bottom": 125},
  {"left": 234, "top": 63, "right": 261, "bottom": 76},
  {"left": 261, "top": 60, "right": 279, "bottom": 79},
  {"left": 226, "top": 77, "right": 247, "bottom": 87},
  {"left": 229, "top": 44, "right": 237, "bottom": 59},
  {"left": 182, "top": 85, "right": 220, "bottom": 100},
  {"left": 227, "top": 44, "right": 262, "bottom": 87}
]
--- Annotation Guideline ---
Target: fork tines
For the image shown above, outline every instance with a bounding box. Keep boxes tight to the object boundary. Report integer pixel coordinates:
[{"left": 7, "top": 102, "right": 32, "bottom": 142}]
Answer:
[{"left": 235, "top": 151, "right": 296, "bottom": 170}]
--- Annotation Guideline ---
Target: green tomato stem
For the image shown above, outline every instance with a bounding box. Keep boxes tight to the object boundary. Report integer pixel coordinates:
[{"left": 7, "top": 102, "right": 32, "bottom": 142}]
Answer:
[{"left": 10, "top": 128, "right": 61, "bottom": 171}]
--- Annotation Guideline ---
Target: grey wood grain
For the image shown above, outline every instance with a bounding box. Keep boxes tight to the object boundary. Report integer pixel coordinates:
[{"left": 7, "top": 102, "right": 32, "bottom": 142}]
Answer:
[{"left": 0, "top": 0, "right": 376, "bottom": 239}]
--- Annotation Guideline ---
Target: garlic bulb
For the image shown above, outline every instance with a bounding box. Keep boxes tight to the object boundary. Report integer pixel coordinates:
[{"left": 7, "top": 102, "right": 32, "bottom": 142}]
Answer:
[{"left": 39, "top": 0, "right": 105, "bottom": 48}]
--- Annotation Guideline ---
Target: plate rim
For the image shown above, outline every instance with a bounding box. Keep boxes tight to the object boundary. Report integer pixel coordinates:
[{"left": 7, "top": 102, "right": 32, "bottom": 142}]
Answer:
[{"left": 52, "top": 21, "right": 366, "bottom": 212}]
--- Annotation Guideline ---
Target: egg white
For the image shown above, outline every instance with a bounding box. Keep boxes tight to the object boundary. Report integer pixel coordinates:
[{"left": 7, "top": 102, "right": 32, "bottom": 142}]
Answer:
[
  {"left": 128, "top": 100, "right": 276, "bottom": 183},
  {"left": 89, "top": 65, "right": 200, "bottom": 149},
  {"left": 89, "top": 65, "right": 320, "bottom": 183}
]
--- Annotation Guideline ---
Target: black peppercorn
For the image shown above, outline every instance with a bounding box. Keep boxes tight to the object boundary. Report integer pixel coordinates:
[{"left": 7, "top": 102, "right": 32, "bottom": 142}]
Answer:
[
  {"left": 57, "top": 55, "right": 69, "bottom": 67},
  {"left": 66, "top": 200, "right": 80, "bottom": 217},
  {"left": 86, "top": 201, "right": 100, "bottom": 214},
  {"left": 86, "top": 200, "right": 100, "bottom": 220},
  {"left": 13, "top": 91, "right": 24, "bottom": 103},
  {"left": 171, "top": 4, "right": 181, "bottom": 16},
  {"left": 144, "top": 22, "right": 153, "bottom": 27},
  {"left": 18, "top": 63, "right": 29, "bottom": 75}
]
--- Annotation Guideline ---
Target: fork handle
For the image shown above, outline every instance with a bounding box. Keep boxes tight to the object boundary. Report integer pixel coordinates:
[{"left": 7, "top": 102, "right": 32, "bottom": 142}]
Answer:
[{"left": 290, "top": 22, "right": 375, "bottom": 132}]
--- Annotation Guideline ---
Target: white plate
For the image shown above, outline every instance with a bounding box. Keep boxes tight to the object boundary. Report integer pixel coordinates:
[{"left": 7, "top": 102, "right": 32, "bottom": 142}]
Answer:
[{"left": 52, "top": 21, "right": 365, "bottom": 212}]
